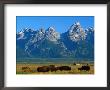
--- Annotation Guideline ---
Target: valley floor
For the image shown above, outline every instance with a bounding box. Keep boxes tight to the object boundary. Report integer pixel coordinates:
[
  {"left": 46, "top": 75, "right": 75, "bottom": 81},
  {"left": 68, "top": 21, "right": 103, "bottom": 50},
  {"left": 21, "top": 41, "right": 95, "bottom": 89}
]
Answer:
[{"left": 16, "top": 62, "right": 94, "bottom": 74}]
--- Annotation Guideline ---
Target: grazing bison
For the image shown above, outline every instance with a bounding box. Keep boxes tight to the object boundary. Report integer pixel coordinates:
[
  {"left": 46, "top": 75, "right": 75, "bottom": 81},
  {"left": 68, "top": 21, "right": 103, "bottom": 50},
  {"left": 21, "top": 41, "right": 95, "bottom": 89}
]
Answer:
[
  {"left": 78, "top": 65, "right": 90, "bottom": 71},
  {"left": 49, "top": 65, "right": 58, "bottom": 72},
  {"left": 37, "top": 66, "right": 50, "bottom": 72},
  {"left": 21, "top": 66, "right": 31, "bottom": 72},
  {"left": 58, "top": 66, "right": 71, "bottom": 71},
  {"left": 22, "top": 66, "right": 30, "bottom": 70}
]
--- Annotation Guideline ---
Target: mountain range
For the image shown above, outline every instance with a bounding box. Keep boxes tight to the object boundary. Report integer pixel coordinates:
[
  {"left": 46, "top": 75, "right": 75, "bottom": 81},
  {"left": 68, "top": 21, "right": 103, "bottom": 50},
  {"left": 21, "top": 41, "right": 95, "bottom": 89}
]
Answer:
[{"left": 16, "top": 22, "right": 94, "bottom": 60}]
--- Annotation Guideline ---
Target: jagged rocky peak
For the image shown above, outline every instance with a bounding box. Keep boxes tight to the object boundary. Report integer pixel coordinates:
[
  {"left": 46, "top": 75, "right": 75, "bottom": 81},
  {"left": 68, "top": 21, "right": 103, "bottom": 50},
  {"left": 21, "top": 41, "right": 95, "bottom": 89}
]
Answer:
[
  {"left": 20, "top": 28, "right": 34, "bottom": 34},
  {"left": 17, "top": 31, "right": 25, "bottom": 40},
  {"left": 27, "top": 28, "right": 46, "bottom": 44},
  {"left": 36, "top": 28, "right": 45, "bottom": 37},
  {"left": 46, "top": 26, "right": 60, "bottom": 41},
  {"left": 17, "top": 28, "right": 35, "bottom": 36},
  {"left": 88, "top": 27, "right": 94, "bottom": 32},
  {"left": 16, "top": 29, "right": 26, "bottom": 40},
  {"left": 69, "top": 21, "right": 82, "bottom": 33},
  {"left": 35, "top": 28, "right": 45, "bottom": 39},
  {"left": 85, "top": 27, "right": 94, "bottom": 34},
  {"left": 40, "top": 28, "right": 45, "bottom": 33},
  {"left": 17, "top": 28, "right": 37, "bottom": 40},
  {"left": 74, "top": 22, "right": 81, "bottom": 28},
  {"left": 48, "top": 27, "right": 56, "bottom": 32},
  {"left": 68, "top": 22, "right": 87, "bottom": 42}
]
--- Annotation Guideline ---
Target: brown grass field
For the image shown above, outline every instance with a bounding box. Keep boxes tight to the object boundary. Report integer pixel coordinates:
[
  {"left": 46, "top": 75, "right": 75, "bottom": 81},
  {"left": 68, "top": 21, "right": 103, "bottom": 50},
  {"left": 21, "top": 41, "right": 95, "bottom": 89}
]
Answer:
[{"left": 16, "top": 62, "right": 94, "bottom": 74}]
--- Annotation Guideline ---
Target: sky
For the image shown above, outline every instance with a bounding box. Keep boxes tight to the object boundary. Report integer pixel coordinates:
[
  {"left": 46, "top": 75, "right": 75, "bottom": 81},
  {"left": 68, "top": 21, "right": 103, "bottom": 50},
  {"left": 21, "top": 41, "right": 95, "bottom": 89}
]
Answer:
[{"left": 16, "top": 16, "right": 94, "bottom": 33}]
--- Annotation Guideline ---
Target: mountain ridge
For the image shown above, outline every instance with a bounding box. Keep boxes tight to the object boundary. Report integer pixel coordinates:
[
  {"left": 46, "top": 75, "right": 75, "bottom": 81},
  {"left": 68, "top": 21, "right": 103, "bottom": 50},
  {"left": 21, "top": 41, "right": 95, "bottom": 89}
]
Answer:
[{"left": 16, "top": 22, "right": 94, "bottom": 60}]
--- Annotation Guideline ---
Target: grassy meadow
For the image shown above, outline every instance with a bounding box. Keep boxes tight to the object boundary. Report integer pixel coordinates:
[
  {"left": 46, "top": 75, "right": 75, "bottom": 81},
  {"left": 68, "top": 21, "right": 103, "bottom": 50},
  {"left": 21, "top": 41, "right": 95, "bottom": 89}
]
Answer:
[{"left": 16, "top": 60, "right": 94, "bottom": 74}]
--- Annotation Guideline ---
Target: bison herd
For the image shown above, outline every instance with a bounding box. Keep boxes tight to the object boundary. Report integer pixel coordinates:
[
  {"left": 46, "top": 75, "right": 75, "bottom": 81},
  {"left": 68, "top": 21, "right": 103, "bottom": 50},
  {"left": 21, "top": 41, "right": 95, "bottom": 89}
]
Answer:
[
  {"left": 37, "top": 65, "right": 71, "bottom": 72},
  {"left": 21, "top": 64, "right": 91, "bottom": 73},
  {"left": 78, "top": 65, "right": 90, "bottom": 71}
]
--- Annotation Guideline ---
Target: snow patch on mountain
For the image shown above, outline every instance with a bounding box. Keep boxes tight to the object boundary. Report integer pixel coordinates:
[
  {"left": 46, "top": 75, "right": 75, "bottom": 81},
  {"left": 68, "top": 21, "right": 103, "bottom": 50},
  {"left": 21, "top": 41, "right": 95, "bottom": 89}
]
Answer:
[
  {"left": 68, "top": 22, "right": 87, "bottom": 42},
  {"left": 16, "top": 22, "right": 94, "bottom": 59},
  {"left": 45, "top": 27, "right": 60, "bottom": 41}
]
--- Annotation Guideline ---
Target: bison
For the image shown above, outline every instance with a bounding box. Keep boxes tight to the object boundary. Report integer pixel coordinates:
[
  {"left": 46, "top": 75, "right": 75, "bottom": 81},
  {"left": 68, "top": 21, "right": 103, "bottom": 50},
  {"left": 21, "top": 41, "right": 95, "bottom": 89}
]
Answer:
[
  {"left": 22, "top": 66, "right": 30, "bottom": 70},
  {"left": 48, "top": 65, "right": 58, "bottom": 72},
  {"left": 37, "top": 66, "right": 50, "bottom": 72},
  {"left": 58, "top": 66, "right": 71, "bottom": 71},
  {"left": 78, "top": 65, "right": 90, "bottom": 71},
  {"left": 21, "top": 66, "right": 32, "bottom": 72}
]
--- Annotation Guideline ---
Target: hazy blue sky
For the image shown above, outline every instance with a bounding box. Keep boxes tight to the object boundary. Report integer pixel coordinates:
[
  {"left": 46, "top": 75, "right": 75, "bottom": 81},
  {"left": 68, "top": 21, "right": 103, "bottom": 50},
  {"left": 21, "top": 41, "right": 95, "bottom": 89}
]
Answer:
[{"left": 16, "top": 16, "right": 94, "bottom": 33}]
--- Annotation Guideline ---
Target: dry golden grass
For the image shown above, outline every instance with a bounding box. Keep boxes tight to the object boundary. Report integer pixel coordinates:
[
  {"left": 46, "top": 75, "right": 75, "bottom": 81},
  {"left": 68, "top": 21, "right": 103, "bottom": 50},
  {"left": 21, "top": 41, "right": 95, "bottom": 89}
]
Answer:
[{"left": 16, "top": 63, "right": 94, "bottom": 74}]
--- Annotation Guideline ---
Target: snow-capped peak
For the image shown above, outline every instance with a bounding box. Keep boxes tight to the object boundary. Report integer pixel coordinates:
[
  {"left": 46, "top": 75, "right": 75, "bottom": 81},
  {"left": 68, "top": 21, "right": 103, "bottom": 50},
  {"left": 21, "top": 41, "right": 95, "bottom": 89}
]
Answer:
[
  {"left": 48, "top": 27, "right": 55, "bottom": 32},
  {"left": 16, "top": 28, "right": 36, "bottom": 40},
  {"left": 68, "top": 22, "right": 87, "bottom": 42},
  {"left": 85, "top": 27, "right": 94, "bottom": 34},
  {"left": 39, "top": 28, "right": 45, "bottom": 34},
  {"left": 74, "top": 21, "right": 80, "bottom": 26},
  {"left": 46, "top": 27, "right": 60, "bottom": 41}
]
